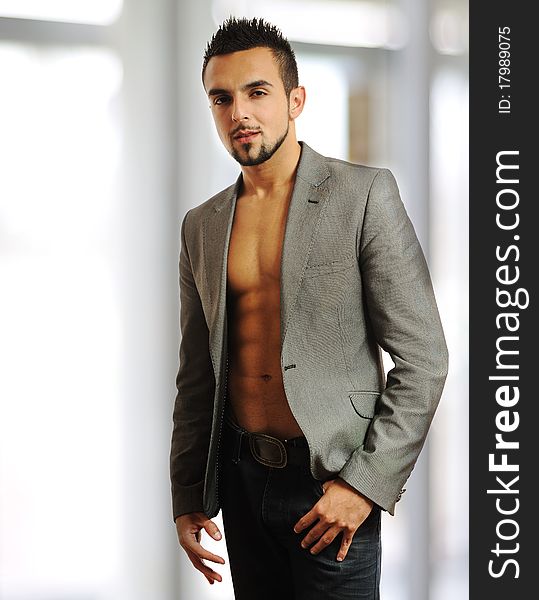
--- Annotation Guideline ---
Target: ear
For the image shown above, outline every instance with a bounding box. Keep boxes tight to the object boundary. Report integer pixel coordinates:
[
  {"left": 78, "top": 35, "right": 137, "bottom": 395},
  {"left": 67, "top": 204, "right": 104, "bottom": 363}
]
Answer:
[{"left": 288, "top": 86, "right": 306, "bottom": 120}]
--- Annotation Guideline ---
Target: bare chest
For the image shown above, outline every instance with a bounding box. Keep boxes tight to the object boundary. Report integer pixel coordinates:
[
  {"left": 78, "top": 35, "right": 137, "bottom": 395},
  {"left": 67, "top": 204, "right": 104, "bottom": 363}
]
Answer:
[{"left": 227, "top": 193, "right": 291, "bottom": 293}]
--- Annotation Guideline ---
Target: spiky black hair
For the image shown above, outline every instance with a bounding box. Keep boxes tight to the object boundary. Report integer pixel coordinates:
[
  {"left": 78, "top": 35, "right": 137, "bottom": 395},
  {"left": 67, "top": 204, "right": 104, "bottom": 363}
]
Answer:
[{"left": 202, "top": 17, "right": 299, "bottom": 96}]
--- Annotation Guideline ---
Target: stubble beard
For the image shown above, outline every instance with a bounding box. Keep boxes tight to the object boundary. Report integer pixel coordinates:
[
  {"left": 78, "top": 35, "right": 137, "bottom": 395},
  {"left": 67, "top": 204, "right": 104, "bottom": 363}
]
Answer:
[{"left": 231, "top": 123, "right": 290, "bottom": 167}]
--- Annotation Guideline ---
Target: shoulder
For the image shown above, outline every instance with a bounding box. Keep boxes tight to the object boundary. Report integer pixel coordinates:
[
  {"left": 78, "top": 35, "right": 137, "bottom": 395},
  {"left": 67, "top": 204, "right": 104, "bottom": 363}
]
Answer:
[
  {"left": 299, "top": 143, "right": 395, "bottom": 197},
  {"left": 323, "top": 156, "right": 401, "bottom": 211},
  {"left": 325, "top": 157, "right": 398, "bottom": 195},
  {"left": 325, "top": 155, "right": 380, "bottom": 180},
  {"left": 182, "top": 180, "right": 238, "bottom": 229}
]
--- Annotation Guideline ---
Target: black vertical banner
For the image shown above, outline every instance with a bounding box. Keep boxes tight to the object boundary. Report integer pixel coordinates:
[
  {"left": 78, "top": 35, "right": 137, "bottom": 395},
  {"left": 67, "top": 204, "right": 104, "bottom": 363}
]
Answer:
[{"left": 470, "top": 2, "right": 537, "bottom": 598}]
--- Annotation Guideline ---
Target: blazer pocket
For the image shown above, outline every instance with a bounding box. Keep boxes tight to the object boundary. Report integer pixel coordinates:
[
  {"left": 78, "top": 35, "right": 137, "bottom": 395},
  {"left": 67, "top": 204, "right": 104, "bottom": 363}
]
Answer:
[
  {"left": 304, "top": 256, "right": 356, "bottom": 278},
  {"left": 348, "top": 391, "right": 379, "bottom": 419}
]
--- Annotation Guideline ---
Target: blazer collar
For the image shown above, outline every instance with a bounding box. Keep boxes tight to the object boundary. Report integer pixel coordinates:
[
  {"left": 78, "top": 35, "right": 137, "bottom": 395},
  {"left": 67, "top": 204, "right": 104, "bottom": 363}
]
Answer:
[
  {"left": 211, "top": 142, "right": 330, "bottom": 213},
  {"left": 294, "top": 141, "right": 331, "bottom": 188}
]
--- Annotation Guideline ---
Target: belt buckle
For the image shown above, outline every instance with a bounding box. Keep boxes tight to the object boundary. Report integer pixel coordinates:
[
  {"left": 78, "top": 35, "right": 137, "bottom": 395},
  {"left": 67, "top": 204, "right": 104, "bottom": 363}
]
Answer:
[{"left": 248, "top": 433, "right": 288, "bottom": 468}]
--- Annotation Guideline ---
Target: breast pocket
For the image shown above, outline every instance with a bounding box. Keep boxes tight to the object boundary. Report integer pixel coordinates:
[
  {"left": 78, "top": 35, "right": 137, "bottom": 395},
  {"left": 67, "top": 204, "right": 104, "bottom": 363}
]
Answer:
[{"left": 303, "top": 256, "right": 356, "bottom": 278}]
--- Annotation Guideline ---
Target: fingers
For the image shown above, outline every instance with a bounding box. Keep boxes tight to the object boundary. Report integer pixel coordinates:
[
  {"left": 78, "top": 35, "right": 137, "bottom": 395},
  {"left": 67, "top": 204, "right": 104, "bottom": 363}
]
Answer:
[
  {"left": 300, "top": 524, "right": 355, "bottom": 561},
  {"left": 177, "top": 514, "right": 226, "bottom": 583},
  {"left": 186, "top": 548, "right": 224, "bottom": 584},
  {"left": 178, "top": 516, "right": 225, "bottom": 565},
  {"left": 300, "top": 521, "right": 340, "bottom": 553},
  {"left": 185, "top": 536, "right": 226, "bottom": 565},
  {"left": 302, "top": 524, "right": 339, "bottom": 553},
  {"left": 293, "top": 507, "right": 318, "bottom": 534},
  {"left": 203, "top": 518, "right": 222, "bottom": 541},
  {"left": 294, "top": 478, "right": 373, "bottom": 562},
  {"left": 336, "top": 533, "right": 354, "bottom": 562},
  {"left": 294, "top": 499, "right": 358, "bottom": 561}
]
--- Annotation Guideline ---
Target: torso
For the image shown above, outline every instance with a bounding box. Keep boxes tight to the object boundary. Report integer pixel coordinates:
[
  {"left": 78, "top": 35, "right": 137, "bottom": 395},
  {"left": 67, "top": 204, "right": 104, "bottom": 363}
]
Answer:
[{"left": 225, "top": 186, "right": 304, "bottom": 440}]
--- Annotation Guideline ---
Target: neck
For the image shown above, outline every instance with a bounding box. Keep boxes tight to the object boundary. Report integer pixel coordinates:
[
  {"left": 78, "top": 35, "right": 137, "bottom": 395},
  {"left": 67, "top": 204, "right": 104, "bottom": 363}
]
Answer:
[{"left": 239, "top": 135, "right": 302, "bottom": 199}]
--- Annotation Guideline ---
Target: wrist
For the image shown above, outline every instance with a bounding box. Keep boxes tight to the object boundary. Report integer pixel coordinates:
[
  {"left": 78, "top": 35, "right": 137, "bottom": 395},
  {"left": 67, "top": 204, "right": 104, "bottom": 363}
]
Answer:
[{"left": 336, "top": 477, "right": 373, "bottom": 505}]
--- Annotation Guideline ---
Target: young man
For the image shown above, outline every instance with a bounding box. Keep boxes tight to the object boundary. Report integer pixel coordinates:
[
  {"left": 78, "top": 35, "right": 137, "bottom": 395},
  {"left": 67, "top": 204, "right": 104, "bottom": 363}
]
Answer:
[{"left": 170, "top": 17, "right": 448, "bottom": 599}]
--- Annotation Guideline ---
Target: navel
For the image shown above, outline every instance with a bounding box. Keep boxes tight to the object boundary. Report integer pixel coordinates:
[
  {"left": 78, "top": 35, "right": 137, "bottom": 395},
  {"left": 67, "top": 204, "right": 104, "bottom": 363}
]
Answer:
[{"left": 261, "top": 373, "right": 272, "bottom": 382}]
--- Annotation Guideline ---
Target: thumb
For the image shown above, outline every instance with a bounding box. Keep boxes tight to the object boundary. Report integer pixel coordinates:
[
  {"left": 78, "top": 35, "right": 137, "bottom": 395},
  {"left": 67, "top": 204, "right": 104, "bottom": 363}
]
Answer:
[{"left": 203, "top": 519, "right": 222, "bottom": 541}]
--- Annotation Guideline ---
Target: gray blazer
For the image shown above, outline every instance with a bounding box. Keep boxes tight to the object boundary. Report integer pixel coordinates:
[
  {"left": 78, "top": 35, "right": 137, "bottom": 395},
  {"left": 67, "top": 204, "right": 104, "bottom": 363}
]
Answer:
[{"left": 170, "top": 142, "right": 448, "bottom": 521}]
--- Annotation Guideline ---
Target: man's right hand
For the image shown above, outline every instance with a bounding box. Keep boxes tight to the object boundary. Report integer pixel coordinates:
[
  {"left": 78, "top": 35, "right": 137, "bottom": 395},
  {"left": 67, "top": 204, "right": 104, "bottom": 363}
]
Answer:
[{"left": 175, "top": 512, "right": 226, "bottom": 585}]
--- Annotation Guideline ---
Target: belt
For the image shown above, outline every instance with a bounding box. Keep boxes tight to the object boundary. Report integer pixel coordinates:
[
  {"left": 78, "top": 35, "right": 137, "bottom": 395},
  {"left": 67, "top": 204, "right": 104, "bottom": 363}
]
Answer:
[{"left": 222, "top": 410, "right": 310, "bottom": 469}]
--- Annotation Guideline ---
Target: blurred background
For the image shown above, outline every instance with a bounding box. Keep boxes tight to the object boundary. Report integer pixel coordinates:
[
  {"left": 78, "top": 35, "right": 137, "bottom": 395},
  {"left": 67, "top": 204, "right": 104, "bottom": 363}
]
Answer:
[{"left": 0, "top": 1, "right": 468, "bottom": 599}]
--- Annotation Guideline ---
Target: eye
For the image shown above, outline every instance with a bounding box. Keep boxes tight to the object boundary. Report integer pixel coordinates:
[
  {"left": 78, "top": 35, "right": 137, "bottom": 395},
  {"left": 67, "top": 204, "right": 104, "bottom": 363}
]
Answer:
[
  {"left": 251, "top": 89, "right": 267, "bottom": 97},
  {"left": 213, "top": 95, "right": 231, "bottom": 106}
]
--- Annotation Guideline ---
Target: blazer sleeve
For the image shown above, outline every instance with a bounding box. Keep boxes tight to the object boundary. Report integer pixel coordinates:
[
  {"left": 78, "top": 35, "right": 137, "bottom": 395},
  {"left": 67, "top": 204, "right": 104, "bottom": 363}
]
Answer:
[
  {"left": 337, "top": 169, "right": 449, "bottom": 515},
  {"left": 169, "top": 209, "right": 215, "bottom": 521}
]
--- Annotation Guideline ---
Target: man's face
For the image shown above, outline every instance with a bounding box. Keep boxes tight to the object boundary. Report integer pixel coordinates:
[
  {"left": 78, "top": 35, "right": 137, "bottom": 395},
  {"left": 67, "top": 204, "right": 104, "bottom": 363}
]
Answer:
[{"left": 203, "top": 47, "right": 292, "bottom": 166}]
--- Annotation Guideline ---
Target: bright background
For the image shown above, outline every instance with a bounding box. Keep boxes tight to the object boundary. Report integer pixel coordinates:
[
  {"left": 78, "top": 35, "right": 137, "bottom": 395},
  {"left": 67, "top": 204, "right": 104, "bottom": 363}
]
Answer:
[{"left": 0, "top": 1, "right": 468, "bottom": 599}]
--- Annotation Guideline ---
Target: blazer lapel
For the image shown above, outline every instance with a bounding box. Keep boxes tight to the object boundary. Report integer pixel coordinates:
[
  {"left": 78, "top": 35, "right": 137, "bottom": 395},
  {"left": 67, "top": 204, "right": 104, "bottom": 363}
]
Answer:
[
  {"left": 280, "top": 142, "right": 331, "bottom": 348},
  {"left": 203, "top": 177, "right": 240, "bottom": 367}
]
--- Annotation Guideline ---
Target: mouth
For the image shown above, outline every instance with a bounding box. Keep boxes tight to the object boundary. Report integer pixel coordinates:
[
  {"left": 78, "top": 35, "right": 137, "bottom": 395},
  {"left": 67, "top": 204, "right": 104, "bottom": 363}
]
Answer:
[{"left": 233, "top": 130, "right": 261, "bottom": 143}]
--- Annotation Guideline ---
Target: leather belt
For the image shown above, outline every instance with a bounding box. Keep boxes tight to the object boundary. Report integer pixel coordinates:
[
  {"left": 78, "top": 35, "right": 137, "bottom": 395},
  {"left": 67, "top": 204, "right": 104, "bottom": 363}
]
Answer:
[{"left": 223, "top": 411, "right": 310, "bottom": 468}]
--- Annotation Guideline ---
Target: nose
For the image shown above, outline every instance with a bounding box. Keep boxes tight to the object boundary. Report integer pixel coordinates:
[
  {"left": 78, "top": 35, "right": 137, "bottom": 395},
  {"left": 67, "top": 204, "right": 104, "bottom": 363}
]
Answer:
[{"left": 231, "top": 97, "right": 250, "bottom": 123}]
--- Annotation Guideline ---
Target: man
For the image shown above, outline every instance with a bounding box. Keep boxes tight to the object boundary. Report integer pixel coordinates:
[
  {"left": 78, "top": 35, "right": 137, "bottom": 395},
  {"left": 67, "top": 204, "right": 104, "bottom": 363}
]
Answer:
[{"left": 170, "top": 17, "right": 448, "bottom": 599}]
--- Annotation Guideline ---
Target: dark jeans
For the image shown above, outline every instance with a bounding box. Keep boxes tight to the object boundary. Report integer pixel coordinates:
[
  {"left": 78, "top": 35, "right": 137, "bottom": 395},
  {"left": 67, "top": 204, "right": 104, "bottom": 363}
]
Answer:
[{"left": 220, "top": 414, "right": 382, "bottom": 600}]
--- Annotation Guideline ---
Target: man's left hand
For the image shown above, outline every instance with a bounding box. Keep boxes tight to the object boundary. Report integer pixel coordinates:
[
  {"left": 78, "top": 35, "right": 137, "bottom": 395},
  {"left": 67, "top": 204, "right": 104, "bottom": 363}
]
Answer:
[{"left": 293, "top": 477, "right": 374, "bottom": 562}]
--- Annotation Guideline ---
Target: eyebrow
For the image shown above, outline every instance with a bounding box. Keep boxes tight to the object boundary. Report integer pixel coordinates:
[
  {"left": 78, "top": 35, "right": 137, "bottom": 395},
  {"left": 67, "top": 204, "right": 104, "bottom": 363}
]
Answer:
[{"left": 207, "top": 80, "right": 274, "bottom": 97}]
